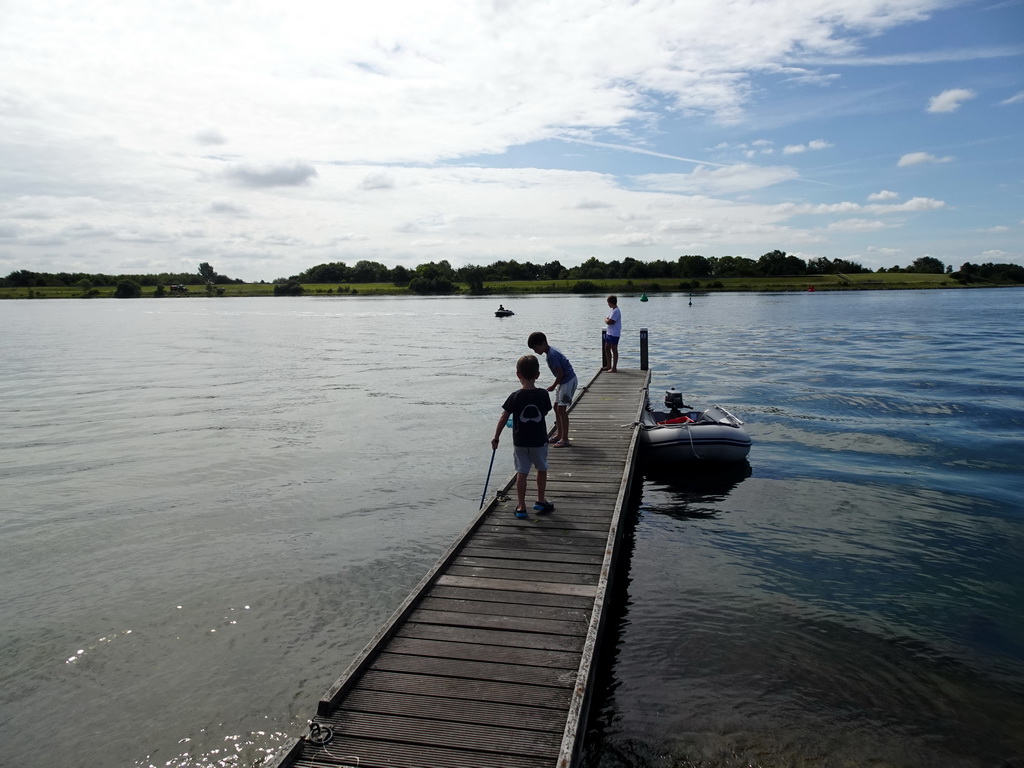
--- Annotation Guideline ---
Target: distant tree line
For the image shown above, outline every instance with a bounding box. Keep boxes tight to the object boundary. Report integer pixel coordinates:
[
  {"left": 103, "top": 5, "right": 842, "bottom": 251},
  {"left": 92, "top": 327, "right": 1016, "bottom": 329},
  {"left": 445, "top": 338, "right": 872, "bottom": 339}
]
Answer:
[
  {"left": 949, "top": 261, "right": 1024, "bottom": 284},
  {"left": 287, "top": 251, "right": 1024, "bottom": 291},
  {"left": 5, "top": 252, "right": 1023, "bottom": 294},
  {"left": 2, "top": 262, "right": 245, "bottom": 288}
]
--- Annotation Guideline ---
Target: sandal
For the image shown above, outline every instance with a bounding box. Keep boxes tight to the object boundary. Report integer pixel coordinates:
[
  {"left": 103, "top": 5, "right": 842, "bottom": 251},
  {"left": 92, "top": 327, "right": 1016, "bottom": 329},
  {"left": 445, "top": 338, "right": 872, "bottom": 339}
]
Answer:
[
  {"left": 514, "top": 508, "right": 528, "bottom": 519},
  {"left": 533, "top": 501, "right": 555, "bottom": 513}
]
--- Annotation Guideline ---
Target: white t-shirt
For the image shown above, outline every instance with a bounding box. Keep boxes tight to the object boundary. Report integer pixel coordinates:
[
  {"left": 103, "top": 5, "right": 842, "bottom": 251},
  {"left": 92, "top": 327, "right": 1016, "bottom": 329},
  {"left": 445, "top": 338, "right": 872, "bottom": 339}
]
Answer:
[{"left": 606, "top": 306, "right": 622, "bottom": 337}]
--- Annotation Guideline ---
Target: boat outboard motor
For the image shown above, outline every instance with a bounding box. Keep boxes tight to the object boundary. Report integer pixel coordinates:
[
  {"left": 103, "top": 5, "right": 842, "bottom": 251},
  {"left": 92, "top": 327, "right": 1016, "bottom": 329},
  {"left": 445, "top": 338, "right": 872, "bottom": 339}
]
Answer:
[{"left": 664, "top": 388, "right": 689, "bottom": 416}]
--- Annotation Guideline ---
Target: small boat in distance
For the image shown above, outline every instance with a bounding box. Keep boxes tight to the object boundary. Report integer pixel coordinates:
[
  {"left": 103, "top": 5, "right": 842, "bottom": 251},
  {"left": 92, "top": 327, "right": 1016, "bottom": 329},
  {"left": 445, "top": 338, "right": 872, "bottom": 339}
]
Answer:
[
  {"left": 639, "top": 387, "right": 751, "bottom": 463},
  {"left": 495, "top": 305, "right": 514, "bottom": 317}
]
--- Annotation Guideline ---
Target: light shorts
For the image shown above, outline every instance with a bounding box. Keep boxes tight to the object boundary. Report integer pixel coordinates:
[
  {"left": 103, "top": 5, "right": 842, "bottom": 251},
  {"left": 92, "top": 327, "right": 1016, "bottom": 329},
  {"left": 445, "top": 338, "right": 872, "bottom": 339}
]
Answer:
[
  {"left": 513, "top": 444, "right": 549, "bottom": 474},
  {"left": 606, "top": 334, "right": 620, "bottom": 346},
  {"left": 555, "top": 375, "right": 578, "bottom": 408}
]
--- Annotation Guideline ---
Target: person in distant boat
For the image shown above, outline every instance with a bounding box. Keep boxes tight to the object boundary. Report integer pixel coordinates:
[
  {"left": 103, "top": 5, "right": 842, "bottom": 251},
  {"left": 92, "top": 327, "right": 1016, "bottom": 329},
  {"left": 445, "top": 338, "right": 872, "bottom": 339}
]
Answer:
[
  {"left": 492, "top": 354, "right": 553, "bottom": 519},
  {"left": 603, "top": 295, "right": 621, "bottom": 372},
  {"left": 527, "top": 331, "right": 576, "bottom": 448},
  {"left": 498, "top": 305, "right": 505, "bottom": 311}
]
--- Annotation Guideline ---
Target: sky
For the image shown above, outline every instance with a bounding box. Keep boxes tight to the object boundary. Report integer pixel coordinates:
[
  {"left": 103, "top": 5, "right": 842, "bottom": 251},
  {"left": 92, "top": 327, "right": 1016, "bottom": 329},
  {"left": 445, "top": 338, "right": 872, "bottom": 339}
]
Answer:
[{"left": 1, "top": 0, "right": 1022, "bottom": 282}]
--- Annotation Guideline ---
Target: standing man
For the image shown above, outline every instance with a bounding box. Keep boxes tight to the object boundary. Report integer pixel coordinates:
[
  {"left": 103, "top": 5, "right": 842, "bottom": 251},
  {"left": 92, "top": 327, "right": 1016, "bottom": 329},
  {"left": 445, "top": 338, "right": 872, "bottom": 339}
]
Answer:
[{"left": 603, "top": 295, "right": 621, "bottom": 372}]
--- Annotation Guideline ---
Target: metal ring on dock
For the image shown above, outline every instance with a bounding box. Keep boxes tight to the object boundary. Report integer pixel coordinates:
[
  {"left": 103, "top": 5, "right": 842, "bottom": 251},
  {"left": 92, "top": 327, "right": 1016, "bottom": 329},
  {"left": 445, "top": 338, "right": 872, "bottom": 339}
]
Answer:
[{"left": 307, "top": 720, "right": 334, "bottom": 746}]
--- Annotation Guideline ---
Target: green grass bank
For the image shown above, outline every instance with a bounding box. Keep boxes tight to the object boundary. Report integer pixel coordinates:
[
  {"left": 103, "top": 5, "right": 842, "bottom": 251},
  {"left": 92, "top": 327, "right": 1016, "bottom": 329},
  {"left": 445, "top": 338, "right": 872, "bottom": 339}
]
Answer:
[{"left": 0, "top": 271, "right": 1011, "bottom": 300}]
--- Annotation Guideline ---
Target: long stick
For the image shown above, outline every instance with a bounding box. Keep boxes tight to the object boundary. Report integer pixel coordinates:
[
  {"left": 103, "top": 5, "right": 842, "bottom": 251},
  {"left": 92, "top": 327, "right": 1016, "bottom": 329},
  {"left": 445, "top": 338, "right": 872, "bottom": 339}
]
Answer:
[{"left": 479, "top": 448, "right": 497, "bottom": 509}]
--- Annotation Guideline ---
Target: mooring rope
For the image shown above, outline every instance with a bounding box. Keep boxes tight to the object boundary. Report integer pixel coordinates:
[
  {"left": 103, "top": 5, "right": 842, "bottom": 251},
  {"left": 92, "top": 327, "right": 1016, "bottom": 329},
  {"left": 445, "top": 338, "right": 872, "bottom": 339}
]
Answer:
[{"left": 307, "top": 720, "right": 362, "bottom": 767}]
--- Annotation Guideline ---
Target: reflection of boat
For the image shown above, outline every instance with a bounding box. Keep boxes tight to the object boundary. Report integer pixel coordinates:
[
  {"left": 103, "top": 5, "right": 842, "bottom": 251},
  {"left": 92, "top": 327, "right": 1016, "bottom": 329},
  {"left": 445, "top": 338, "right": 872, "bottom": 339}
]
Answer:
[
  {"left": 495, "top": 308, "right": 514, "bottom": 317},
  {"left": 642, "top": 461, "right": 751, "bottom": 520},
  {"left": 639, "top": 388, "right": 751, "bottom": 463}
]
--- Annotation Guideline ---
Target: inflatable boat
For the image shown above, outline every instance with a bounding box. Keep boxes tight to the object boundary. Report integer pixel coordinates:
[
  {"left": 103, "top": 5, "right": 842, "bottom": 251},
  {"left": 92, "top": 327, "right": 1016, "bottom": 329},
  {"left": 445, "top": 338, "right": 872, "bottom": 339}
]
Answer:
[
  {"left": 495, "top": 308, "right": 515, "bottom": 317},
  {"left": 639, "top": 388, "right": 751, "bottom": 463}
]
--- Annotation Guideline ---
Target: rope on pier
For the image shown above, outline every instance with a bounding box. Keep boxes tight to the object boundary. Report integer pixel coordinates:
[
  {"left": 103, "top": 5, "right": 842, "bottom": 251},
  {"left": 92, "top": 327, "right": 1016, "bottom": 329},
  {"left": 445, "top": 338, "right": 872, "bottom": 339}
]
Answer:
[{"left": 307, "top": 721, "right": 363, "bottom": 768}]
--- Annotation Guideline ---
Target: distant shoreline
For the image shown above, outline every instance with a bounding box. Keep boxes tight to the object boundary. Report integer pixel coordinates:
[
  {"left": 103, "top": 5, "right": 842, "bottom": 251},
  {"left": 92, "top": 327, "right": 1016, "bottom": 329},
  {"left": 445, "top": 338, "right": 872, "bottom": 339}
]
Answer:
[{"left": 3, "top": 273, "right": 1020, "bottom": 300}]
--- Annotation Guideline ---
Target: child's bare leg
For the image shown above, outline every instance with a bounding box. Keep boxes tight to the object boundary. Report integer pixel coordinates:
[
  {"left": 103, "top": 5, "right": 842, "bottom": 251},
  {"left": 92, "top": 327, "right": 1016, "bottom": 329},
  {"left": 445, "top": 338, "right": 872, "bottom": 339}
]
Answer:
[
  {"left": 557, "top": 406, "right": 569, "bottom": 442},
  {"left": 536, "top": 469, "right": 547, "bottom": 502},
  {"left": 516, "top": 472, "right": 528, "bottom": 510}
]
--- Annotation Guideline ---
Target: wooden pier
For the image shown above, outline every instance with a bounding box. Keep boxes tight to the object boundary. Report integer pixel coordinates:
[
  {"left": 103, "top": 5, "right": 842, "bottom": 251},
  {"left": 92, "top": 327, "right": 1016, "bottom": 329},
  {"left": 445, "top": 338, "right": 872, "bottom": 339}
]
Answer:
[{"left": 271, "top": 365, "right": 651, "bottom": 768}]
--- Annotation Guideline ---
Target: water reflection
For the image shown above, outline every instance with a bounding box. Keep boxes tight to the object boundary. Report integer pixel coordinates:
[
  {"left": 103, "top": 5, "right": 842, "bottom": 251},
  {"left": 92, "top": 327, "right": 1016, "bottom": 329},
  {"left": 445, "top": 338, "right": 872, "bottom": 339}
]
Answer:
[{"left": 640, "top": 461, "right": 752, "bottom": 520}]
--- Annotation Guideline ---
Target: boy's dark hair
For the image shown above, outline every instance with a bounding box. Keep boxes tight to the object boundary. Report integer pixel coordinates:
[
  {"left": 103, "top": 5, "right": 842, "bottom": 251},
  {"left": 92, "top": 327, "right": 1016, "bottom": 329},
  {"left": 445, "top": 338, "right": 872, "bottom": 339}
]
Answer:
[
  {"left": 527, "top": 331, "right": 547, "bottom": 348},
  {"left": 607, "top": 295, "right": 617, "bottom": 305},
  {"left": 517, "top": 354, "right": 541, "bottom": 381}
]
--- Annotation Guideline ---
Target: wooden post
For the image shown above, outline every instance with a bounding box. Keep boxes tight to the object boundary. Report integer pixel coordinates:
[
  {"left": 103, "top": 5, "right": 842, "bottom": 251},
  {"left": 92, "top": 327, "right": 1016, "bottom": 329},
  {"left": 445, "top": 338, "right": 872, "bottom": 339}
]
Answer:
[
  {"left": 601, "top": 328, "right": 609, "bottom": 370},
  {"left": 640, "top": 327, "right": 648, "bottom": 370}
]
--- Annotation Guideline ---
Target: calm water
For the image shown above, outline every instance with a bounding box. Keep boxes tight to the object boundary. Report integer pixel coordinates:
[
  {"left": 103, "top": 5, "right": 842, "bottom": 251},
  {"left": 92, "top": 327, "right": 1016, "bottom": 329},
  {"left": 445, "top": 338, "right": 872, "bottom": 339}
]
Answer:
[{"left": 1, "top": 290, "right": 1022, "bottom": 768}]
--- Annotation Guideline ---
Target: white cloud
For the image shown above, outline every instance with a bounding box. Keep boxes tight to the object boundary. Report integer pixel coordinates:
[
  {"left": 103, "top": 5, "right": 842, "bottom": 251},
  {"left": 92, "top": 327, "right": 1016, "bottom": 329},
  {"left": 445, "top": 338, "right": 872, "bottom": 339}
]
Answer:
[
  {"left": 897, "top": 152, "right": 954, "bottom": 166},
  {"left": 604, "top": 232, "right": 659, "bottom": 247},
  {"left": 570, "top": 198, "right": 613, "bottom": 210},
  {"left": 60, "top": 223, "right": 114, "bottom": 238},
  {"left": 658, "top": 219, "right": 707, "bottom": 233},
  {"left": 826, "top": 218, "right": 889, "bottom": 231},
  {"left": 712, "top": 139, "right": 774, "bottom": 159},
  {"left": 880, "top": 196, "right": 945, "bottom": 212},
  {"left": 195, "top": 129, "right": 228, "bottom": 146},
  {"left": 775, "top": 67, "right": 841, "bottom": 86},
  {"left": 800, "top": 46, "right": 1021, "bottom": 67},
  {"left": 359, "top": 172, "right": 397, "bottom": 191},
  {"left": 1001, "top": 91, "right": 1024, "bottom": 105},
  {"left": 927, "top": 88, "right": 976, "bottom": 113},
  {"left": 634, "top": 164, "right": 799, "bottom": 195},
  {"left": 867, "top": 246, "right": 904, "bottom": 256},
  {"left": 978, "top": 225, "right": 1010, "bottom": 233},
  {"left": 867, "top": 190, "right": 899, "bottom": 201},
  {"left": 783, "top": 139, "right": 833, "bottom": 154},
  {"left": 224, "top": 162, "right": 318, "bottom": 187},
  {"left": 771, "top": 197, "right": 944, "bottom": 215},
  {"left": 205, "top": 200, "right": 249, "bottom": 216}
]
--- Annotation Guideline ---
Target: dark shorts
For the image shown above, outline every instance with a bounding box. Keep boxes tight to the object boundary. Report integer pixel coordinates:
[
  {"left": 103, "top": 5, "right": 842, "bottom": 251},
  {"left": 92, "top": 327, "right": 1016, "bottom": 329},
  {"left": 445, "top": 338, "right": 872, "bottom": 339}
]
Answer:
[{"left": 606, "top": 335, "right": 620, "bottom": 346}]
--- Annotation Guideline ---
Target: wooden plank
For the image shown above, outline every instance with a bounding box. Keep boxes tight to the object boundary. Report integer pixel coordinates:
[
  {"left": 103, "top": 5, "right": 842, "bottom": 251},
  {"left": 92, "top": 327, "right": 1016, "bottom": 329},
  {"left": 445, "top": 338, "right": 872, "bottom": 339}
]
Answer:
[
  {"left": 474, "top": 524, "right": 609, "bottom": 543},
  {"left": 319, "top": 709, "right": 563, "bottom": 755},
  {"left": 386, "top": 636, "right": 581, "bottom": 670},
  {"left": 339, "top": 688, "right": 566, "bottom": 731},
  {"left": 372, "top": 652, "right": 579, "bottom": 688},
  {"left": 398, "top": 623, "right": 585, "bottom": 654},
  {"left": 482, "top": 518, "right": 611, "bottom": 533},
  {"left": 436, "top": 574, "right": 598, "bottom": 597},
  {"left": 453, "top": 555, "right": 602, "bottom": 575},
  {"left": 429, "top": 583, "right": 594, "bottom": 608},
  {"left": 463, "top": 534, "right": 607, "bottom": 555},
  {"left": 484, "top": 510, "right": 616, "bottom": 525},
  {"left": 446, "top": 565, "right": 598, "bottom": 585},
  {"left": 293, "top": 735, "right": 551, "bottom": 768},
  {"left": 357, "top": 669, "right": 574, "bottom": 707},
  {"left": 418, "top": 597, "right": 593, "bottom": 623},
  {"left": 458, "top": 547, "right": 605, "bottom": 567},
  {"left": 454, "top": 552, "right": 598, "bottom": 573},
  {"left": 406, "top": 608, "right": 589, "bottom": 637}
]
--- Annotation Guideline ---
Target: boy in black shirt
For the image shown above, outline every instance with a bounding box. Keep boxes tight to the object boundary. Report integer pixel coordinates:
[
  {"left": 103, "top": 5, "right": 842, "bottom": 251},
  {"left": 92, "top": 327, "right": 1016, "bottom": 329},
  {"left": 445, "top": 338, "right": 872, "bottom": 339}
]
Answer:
[{"left": 492, "top": 354, "right": 554, "bottom": 519}]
